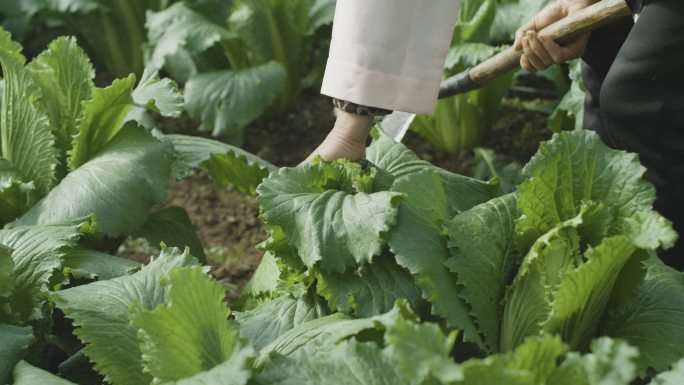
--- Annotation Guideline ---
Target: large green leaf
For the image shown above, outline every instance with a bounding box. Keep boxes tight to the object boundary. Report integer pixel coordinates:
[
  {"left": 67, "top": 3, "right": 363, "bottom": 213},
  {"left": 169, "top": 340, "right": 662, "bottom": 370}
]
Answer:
[
  {"left": 54, "top": 248, "right": 198, "bottom": 385},
  {"left": 501, "top": 222, "right": 581, "bottom": 352},
  {"left": 516, "top": 130, "right": 676, "bottom": 252},
  {"left": 454, "top": 0, "right": 497, "bottom": 43},
  {"left": 548, "top": 60, "right": 586, "bottom": 132},
  {"left": 255, "top": 301, "right": 414, "bottom": 366},
  {"left": 317, "top": 254, "right": 425, "bottom": 318},
  {"left": 444, "top": 193, "right": 520, "bottom": 352},
  {"left": 231, "top": 0, "right": 310, "bottom": 64},
  {"left": 163, "top": 347, "right": 254, "bottom": 385},
  {"left": 444, "top": 43, "right": 501, "bottom": 71},
  {"left": 383, "top": 310, "right": 461, "bottom": 384},
  {"left": 12, "top": 361, "right": 77, "bottom": 385},
  {"left": 257, "top": 160, "right": 402, "bottom": 273},
  {"left": 26, "top": 36, "right": 94, "bottom": 161},
  {"left": 238, "top": 252, "right": 281, "bottom": 304},
  {"left": 471, "top": 147, "right": 523, "bottom": 195},
  {"left": 229, "top": 0, "right": 311, "bottom": 111},
  {"left": 63, "top": 249, "right": 140, "bottom": 281},
  {"left": 307, "top": 0, "right": 336, "bottom": 34},
  {"left": 15, "top": 125, "right": 173, "bottom": 237},
  {"left": 168, "top": 134, "right": 276, "bottom": 195},
  {"left": 184, "top": 62, "right": 286, "bottom": 142},
  {"left": 254, "top": 340, "right": 411, "bottom": 385},
  {"left": 131, "top": 267, "right": 254, "bottom": 384},
  {"left": 68, "top": 75, "right": 135, "bottom": 170},
  {"left": 367, "top": 129, "right": 497, "bottom": 213},
  {"left": 0, "top": 219, "right": 89, "bottom": 323},
  {"left": 133, "top": 206, "right": 205, "bottom": 263},
  {"left": 0, "top": 158, "right": 38, "bottom": 225},
  {"left": 600, "top": 259, "right": 684, "bottom": 374},
  {"left": 0, "top": 324, "right": 34, "bottom": 384},
  {"left": 410, "top": 72, "right": 514, "bottom": 156},
  {"left": 0, "top": 27, "right": 58, "bottom": 195},
  {"left": 455, "top": 335, "right": 566, "bottom": 385},
  {"left": 254, "top": 304, "right": 439, "bottom": 384},
  {"left": 235, "top": 293, "right": 328, "bottom": 351},
  {"left": 490, "top": 0, "right": 551, "bottom": 42},
  {"left": 388, "top": 170, "right": 481, "bottom": 346},
  {"left": 131, "top": 67, "right": 183, "bottom": 118},
  {"left": 145, "top": 2, "right": 233, "bottom": 71},
  {"left": 542, "top": 237, "right": 636, "bottom": 350},
  {"left": 0, "top": 244, "right": 13, "bottom": 297}
]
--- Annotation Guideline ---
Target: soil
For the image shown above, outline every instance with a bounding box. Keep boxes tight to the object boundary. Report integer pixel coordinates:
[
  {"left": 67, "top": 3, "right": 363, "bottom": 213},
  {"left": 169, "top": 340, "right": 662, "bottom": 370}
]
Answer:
[{"left": 117, "top": 88, "right": 553, "bottom": 303}]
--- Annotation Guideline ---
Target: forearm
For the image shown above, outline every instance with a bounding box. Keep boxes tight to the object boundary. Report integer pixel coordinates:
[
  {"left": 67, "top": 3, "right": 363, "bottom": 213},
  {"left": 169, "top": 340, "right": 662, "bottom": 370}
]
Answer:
[{"left": 330, "top": 110, "right": 374, "bottom": 144}]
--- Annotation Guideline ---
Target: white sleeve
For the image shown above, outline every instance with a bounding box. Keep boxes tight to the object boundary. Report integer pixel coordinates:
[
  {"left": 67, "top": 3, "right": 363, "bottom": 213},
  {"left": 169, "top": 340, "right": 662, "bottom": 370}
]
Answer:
[{"left": 320, "top": 0, "right": 461, "bottom": 115}]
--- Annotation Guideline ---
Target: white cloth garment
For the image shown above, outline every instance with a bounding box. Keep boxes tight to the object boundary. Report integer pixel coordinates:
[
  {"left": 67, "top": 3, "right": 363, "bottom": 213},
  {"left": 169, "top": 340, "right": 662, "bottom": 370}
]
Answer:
[{"left": 320, "top": 0, "right": 461, "bottom": 115}]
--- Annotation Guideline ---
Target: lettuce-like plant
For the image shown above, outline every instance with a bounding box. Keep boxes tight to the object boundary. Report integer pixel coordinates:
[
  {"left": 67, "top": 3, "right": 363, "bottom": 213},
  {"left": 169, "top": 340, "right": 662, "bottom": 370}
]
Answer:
[
  {"left": 0, "top": 29, "right": 276, "bottom": 382},
  {"left": 6, "top": 0, "right": 233, "bottom": 78},
  {"left": 145, "top": 0, "right": 336, "bottom": 143},
  {"left": 410, "top": 0, "right": 515, "bottom": 155}
]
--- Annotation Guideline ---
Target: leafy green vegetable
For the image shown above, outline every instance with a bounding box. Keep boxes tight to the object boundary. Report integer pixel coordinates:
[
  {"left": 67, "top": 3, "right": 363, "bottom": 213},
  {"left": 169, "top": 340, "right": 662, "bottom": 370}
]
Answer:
[
  {"left": 1, "top": 219, "right": 91, "bottom": 323},
  {"left": 15, "top": 125, "right": 173, "bottom": 237},
  {"left": 0, "top": 27, "right": 58, "bottom": 195},
  {"left": 516, "top": 130, "right": 676, "bottom": 252},
  {"left": 54, "top": 248, "right": 198, "bottom": 385},
  {"left": 133, "top": 206, "right": 206, "bottom": 263},
  {"left": 254, "top": 340, "right": 413, "bottom": 385},
  {"left": 235, "top": 293, "right": 329, "bottom": 351},
  {"left": 472, "top": 147, "right": 523, "bottom": 194},
  {"left": 26, "top": 36, "right": 93, "bottom": 169},
  {"left": 63, "top": 249, "right": 140, "bottom": 281},
  {"left": 409, "top": 0, "right": 514, "bottom": 155},
  {"left": 258, "top": 159, "right": 402, "bottom": 273},
  {"left": 146, "top": 0, "right": 335, "bottom": 140},
  {"left": 388, "top": 170, "right": 482, "bottom": 346},
  {"left": 67, "top": 75, "right": 135, "bottom": 170},
  {"left": 168, "top": 134, "right": 276, "bottom": 195},
  {"left": 549, "top": 60, "right": 586, "bottom": 132},
  {"left": 12, "top": 361, "right": 77, "bottom": 385},
  {"left": 366, "top": 129, "right": 498, "bottom": 213},
  {"left": 317, "top": 253, "right": 425, "bottom": 318},
  {"left": 600, "top": 258, "right": 684, "bottom": 374},
  {"left": 131, "top": 267, "right": 254, "bottom": 384},
  {"left": 0, "top": 324, "right": 34, "bottom": 384},
  {"left": 184, "top": 62, "right": 286, "bottom": 142},
  {"left": 131, "top": 67, "right": 184, "bottom": 118},
  {"left": 445, "top": 193, "right": 520, "bottom": 352}
]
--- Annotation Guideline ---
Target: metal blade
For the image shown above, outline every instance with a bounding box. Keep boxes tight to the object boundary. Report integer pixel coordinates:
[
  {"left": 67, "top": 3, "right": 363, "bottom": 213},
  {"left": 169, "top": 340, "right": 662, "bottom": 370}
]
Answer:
[{"left": 380, "top": 111, "right": 416, "bottom": 143}]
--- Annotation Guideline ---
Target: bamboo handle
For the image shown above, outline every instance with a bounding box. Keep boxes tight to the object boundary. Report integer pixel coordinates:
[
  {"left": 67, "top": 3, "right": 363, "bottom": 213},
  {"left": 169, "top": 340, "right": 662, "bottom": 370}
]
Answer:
[{"left": 466, "top": 0, "right": 630, "bottom": 88}]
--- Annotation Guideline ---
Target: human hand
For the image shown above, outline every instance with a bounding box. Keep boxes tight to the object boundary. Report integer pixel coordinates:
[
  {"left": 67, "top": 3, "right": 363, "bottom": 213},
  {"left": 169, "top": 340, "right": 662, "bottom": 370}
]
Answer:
[
  {"left": 514, "top": 0, "right": 596, "bottom": 72},
  {"left": 304, "top": 110, "right": 374, "bottom": 163}
]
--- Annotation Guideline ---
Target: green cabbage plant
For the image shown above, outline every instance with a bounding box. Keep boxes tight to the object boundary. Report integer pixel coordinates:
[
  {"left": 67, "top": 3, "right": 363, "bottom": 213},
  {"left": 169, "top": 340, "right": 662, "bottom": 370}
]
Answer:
[
  {"left": 0, "top": 0, "right": 233, "bottom": 78},
  {"left": 145, "top": 0, "right": 336, "bottom": 144},
  {"left": 0, "top": 28, "right": 277, "bottom": 384},
  {"left": 410, "top": 0, "right": 515, "bottom": 155}
]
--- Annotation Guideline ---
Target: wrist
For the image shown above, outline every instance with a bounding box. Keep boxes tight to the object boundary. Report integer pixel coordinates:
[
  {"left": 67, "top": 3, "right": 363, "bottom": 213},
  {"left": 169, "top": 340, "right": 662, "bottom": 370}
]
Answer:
[{"left": 331, "top": 110, "right": 374, "bottom": 144}]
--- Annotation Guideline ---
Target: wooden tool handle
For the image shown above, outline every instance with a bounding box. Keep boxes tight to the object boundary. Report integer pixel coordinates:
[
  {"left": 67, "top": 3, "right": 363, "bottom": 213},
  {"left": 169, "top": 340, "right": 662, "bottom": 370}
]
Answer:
[{"left": 468, "top": 0, "right": 631, "bottom": 85}]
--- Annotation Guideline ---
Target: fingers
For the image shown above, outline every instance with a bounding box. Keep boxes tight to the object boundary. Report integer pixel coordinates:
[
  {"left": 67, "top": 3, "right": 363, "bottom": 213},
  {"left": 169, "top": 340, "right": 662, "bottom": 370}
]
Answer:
[
  {"left": 514, "top": 19, "right": 536, "bottom": 51},
  {"left": 538, "top": 34, "right": 565, "bottom": 64},
  {"left": 525, "top": 31, "right": 555, "bottom": 68},
  {"left": 520, "top": 30, "right": 582, "bottom": 72},
  {"left": 521, "top": 35, "right": 544, "bottom": 72}
]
